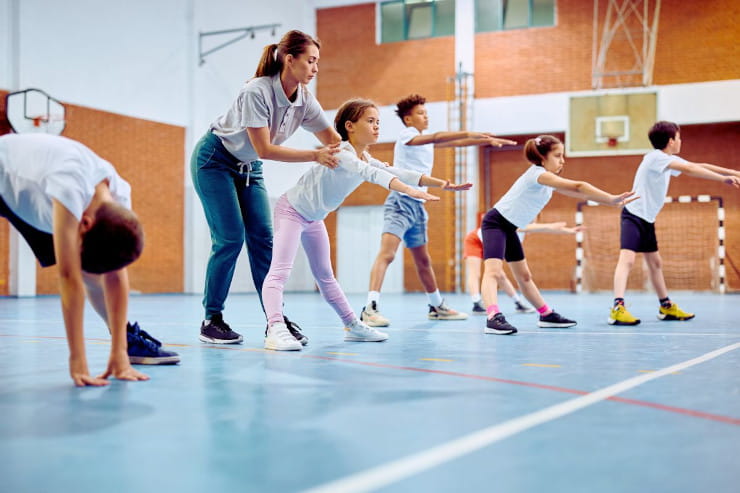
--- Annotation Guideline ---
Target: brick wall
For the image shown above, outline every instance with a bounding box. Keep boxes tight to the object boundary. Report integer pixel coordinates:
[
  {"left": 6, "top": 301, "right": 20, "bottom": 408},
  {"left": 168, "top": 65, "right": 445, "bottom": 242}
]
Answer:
[
  {"left": 0, "top": 92, "right": 185, "bottom": 295},
  {"left": 316, "top": 0, "right": 739, "bottom": 293},
  {"left": 0, "top": 91, "right": 9, "bottom": 295},
  {"left": 318, "top": 0, "right": 739, "bottom": 102},
  {"left": 317, "top": 3, "right": 455, "bottom": 109}
]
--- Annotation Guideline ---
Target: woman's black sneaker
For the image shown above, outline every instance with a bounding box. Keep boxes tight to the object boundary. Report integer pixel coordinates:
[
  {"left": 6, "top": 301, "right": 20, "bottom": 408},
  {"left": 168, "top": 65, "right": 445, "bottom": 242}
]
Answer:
[{"left": 484, "top": 313, "right": 518, "bottom": 335}]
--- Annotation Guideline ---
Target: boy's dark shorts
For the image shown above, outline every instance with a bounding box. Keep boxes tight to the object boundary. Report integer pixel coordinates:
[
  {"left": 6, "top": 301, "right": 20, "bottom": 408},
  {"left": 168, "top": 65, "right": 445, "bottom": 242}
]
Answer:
[
  {"left": 0, "top": 195, "right": 56, "bottom": 267},
  {"left": 620, "top": 207, "right": 658, "bottom": 253}
]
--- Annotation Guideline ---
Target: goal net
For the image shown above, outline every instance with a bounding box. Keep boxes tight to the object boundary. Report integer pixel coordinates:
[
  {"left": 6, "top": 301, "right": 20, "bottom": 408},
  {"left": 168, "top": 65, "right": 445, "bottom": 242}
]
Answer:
[{"left": 575, "top": 195, "right": 725, "bottom": 293}]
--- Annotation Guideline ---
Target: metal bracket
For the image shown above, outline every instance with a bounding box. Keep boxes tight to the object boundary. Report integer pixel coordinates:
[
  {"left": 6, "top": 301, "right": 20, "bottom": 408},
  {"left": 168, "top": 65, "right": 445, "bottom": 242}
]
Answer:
[{"left": 198, "top": 23, "right": 281, "bottom": 66}]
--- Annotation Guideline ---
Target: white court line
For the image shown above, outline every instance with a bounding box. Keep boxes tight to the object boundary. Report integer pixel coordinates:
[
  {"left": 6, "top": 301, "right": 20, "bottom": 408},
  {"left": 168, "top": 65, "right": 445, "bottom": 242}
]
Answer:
[
  {"left": 401, "top": 327, "right": 738, "bottom": 337},
  {"left": 302, "top": 342, "right": 740, "bottom": 493}
]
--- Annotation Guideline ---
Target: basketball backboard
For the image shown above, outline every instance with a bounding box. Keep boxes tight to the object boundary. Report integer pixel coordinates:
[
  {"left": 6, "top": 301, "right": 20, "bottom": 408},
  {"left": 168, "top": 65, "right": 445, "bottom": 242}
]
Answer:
[
  {"left": 567, "top": 92, "right": 656, "bottom": 157},
  {"left": 5, "top": 88, "right": 66, "bottom": 135}
]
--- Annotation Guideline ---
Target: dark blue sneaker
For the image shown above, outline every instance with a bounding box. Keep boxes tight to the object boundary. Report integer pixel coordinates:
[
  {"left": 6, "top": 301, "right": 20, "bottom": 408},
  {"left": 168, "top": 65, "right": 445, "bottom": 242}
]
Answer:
[{"left": 127, "top": 322, "right": 180, "bottom": 365}]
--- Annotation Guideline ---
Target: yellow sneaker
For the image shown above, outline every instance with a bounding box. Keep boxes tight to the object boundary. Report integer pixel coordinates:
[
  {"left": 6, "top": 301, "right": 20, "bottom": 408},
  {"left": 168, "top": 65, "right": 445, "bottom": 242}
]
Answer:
[
  {"left": 657, "top": 303, "right": 695, "bottom": 321},
  {"left": 608, "top": 304, "right": 641, "bottom": 326}
]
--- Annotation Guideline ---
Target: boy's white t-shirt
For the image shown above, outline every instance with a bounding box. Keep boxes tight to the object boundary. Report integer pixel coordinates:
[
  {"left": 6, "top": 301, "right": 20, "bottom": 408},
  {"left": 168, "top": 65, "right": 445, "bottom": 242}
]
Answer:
[
  {"left": 0, "top": 133, "right": 131, "bottom": 233},
  {"left": 393, "top": 126, "right": 434, "bottom": 198},
  {"left": 624, "top": 149, "right": 685, "bottom": 223},
  {"left": 493, "top": 165, "right": 554, "bottom": 228}
]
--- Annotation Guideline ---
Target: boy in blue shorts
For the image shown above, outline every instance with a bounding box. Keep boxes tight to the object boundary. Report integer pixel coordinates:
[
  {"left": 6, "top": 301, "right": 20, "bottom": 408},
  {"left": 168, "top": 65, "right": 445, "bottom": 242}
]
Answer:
[
  {"left": 361, "top": 94, "right": 516, "bottom": 327},
  {"left": 609, "top": 121, "right": 739, "bottom": 325}
]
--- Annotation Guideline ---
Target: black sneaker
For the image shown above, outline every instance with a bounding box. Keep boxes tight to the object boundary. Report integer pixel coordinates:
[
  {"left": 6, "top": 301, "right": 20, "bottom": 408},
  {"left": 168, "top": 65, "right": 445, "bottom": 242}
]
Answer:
[
  {"left": 127, "top": 322, "right": 180, "bottom": 365},
  {"left": 472, "top": 301, "right": 487, "bottom": 314},
  {"left": 283, "top": 316, "right": 308, "bottom": 346},
  {"left": 538, "top": 311, "right": 577, "bottom": 328},
  {"left": 484, "top": 313, "right": 518, "bottom": 335},
  {"left": 199, "top": 314, "right": 243, "bottom": 344}
]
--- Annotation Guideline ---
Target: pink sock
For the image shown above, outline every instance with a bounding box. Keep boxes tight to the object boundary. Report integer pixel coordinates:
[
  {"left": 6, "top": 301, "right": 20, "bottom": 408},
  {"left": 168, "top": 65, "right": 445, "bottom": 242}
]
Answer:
[
  {"left": 537, "top": 304, "right": 552, "bottom": 316},
  {"left": 486, "top": 304, "right": 500, "bottom": 318}
]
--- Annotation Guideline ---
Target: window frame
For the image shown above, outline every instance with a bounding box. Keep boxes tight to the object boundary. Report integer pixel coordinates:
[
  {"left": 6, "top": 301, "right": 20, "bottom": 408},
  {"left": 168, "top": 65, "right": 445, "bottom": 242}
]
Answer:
[
  {"left": 379, "top": 0, "right": 456, "bottom": 43},
  {"left": 475, "top": 0, "right": 556, "bottom": 33}
]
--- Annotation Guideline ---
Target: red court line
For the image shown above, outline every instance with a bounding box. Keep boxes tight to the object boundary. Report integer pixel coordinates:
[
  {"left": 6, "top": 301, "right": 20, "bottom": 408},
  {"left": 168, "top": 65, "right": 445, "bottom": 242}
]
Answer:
[
  {"left": 3, "top": 333, "right": 738, "bottom": 426},
  {"left": 301, "top": 354, "right": 740, "bottom": 426}
]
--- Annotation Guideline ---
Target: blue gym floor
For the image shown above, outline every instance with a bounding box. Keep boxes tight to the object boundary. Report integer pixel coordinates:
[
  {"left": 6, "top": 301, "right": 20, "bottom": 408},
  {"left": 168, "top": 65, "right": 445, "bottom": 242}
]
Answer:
[{"left": 1, "top": 291, "right": 738, "bottom": 493}]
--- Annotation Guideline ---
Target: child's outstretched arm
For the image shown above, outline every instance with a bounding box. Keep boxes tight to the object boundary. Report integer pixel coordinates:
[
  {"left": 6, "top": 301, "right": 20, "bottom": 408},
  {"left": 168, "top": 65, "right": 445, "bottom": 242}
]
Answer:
[
  {"left": 407, "top": 131, "right": 516, "bottom": 148},
  {"left": 670, "top": 161, "right": 740, "bottom": 188},
  {"left": 388, "top": 178, "right": 440, "bottom": 201},
  {"left": 418, "top": 174, "right": 473, "bottom": 191},
  {"left": 52, "top": 200, "right": 109, "bottom": 387},
  {"left": 519, "top": 222, "right": 584, "bottom": 234},
  {"left": 538, "top": 172, "right": 637, "bottom": 207},
  {"left": 435, "top": 135, "right": 518, "bottom": 149}
]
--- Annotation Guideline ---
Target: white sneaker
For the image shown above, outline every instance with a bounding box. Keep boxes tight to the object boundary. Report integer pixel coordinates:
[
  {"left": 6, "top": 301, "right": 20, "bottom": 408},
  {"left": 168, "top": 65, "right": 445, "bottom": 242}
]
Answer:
[
  {"left": 360, "top": 301, "right": 391, "bottom": 327},
  {"left": 428, "top": 300, "right": 468, "bottom": 320},
  {"left": 344, "top": 319, "right": 389, "bottom": 342},
  {"left": 264, "top": 322, "right": 302, "bottom": 351}
]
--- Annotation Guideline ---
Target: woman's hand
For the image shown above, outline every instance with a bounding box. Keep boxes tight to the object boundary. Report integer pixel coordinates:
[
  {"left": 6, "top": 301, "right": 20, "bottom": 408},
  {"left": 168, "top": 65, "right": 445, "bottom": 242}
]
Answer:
[{"left": 315, "top": 143, "right": 341, "bottom": 169}]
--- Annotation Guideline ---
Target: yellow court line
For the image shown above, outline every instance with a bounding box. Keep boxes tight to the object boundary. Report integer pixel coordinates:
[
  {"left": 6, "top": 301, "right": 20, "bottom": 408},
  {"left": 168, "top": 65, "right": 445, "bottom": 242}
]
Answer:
[
  {"left": 327, "top": 352, "right": 358, "bottom": 356},
  {"left": 420, "top": 358, "right": 454, "bottom": 362},
  {"left": 522, "top": 363, "right": 561, "bottom": 368}
]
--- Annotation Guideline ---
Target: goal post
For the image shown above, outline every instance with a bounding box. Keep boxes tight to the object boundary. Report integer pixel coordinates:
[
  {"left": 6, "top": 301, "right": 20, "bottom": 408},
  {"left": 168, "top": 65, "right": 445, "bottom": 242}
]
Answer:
[{"left": 574, "top": 195, "right": 725, "bottom": 293}]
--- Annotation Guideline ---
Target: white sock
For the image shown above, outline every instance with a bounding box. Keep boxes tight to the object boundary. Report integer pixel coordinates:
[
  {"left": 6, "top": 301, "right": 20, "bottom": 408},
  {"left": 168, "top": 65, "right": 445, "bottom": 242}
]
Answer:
[
  {"left": 367, "top": 291, "right": 380, "bottom": 306},
  {"left": 427, "top": 290, "right": 443, "bottom": 307},
  {"left": 510, "top": 292, "right": 522, "bottom": 303},
  {"left": 471, "top": 294, "right": 482, "bottom": 303}
]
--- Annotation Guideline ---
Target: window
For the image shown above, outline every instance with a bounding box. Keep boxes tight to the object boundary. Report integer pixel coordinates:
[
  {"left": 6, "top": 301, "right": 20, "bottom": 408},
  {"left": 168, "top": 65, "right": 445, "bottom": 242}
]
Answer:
[
  {"left": 380, "top": 0, "right": 455, "bottom": 43},
  {"left": 475, "top": 0, "right": 555, "bottom": 32}
]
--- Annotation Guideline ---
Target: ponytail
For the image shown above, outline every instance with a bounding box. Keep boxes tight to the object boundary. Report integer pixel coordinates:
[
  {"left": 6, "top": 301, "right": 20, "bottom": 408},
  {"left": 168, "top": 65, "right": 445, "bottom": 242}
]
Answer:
[
  {"left": 524, "top": 135, "right": 561, "bottom": 166},
  {"left": 254, "top": 43, "right": 280, "bottom": 77},
  {"left": 253, "top": 30, "right": 321, "bottom": 79}
]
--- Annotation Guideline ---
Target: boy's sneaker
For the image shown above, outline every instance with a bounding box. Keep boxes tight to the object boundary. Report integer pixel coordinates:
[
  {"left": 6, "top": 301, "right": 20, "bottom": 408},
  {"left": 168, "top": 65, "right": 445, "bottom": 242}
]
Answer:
[
  {"left": 360, "top": 301, "right": 390, "bottom": 327},
  {"left": 514, "top": 301, "right": 535, "bottom": 313},
  {"left": 538, "top": 311, "right": 577, "bottom": 328},
  {"left": 484, "top": 313, "right": 518, "bottom": 335},
  {"left": 284, "top": 316, "right": 308, "bottom": 346},
  {"left": 264, "top": 322, "right": 302, "bottom": 351},
  {"left": 127, "top": 322, "right": 180, "bottom": 365},
  {"left": 344, "top": 319, "right": 389, "bottom": 342},
  {"left": 199, "top": 314, "right": 243, "bottom": 344},
  {"left": 472, "top": 301, "right": 487, "bottom": 315},
  {"left": 428, "top": 300, "right": 468, "bottom": 320},
  {"left": 657, "top": 303, "right": 695, "bottom": 321},
  {"left": 608, "top": 304, "right": 641, "bottom": 326}
]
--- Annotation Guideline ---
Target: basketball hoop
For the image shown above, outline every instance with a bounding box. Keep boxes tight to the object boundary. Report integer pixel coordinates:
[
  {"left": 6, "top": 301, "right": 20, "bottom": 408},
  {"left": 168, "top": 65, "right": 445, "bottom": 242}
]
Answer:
[
  {"left": 607, "top": 136, "right": 619, "bottom": 147},
  {"left": 5, "top": 88, "right": 67, "bottom": 135}
]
